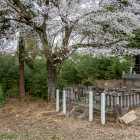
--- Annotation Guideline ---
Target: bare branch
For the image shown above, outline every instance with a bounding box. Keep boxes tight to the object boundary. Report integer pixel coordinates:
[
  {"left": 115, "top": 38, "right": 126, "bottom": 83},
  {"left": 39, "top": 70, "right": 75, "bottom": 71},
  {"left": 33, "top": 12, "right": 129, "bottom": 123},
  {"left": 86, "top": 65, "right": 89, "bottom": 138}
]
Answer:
[
  {"left": 0, "top": 18, "right": 31, "bottom": 25},
  {"left": 71, "top": 38, "right": 124, "bottom": 50},
  {"left": 4, "top": 0, "right": 26, "bottom": 18},
  {"left": 99, "top": 0, "right": 104, "bottom": 6}
]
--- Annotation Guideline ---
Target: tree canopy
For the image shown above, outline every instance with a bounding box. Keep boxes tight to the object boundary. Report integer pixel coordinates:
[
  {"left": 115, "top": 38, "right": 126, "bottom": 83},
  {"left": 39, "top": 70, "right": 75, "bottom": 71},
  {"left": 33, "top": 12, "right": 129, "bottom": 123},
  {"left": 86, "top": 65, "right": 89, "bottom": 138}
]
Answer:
[{"left": 0, "top": 0, "right": 140, "bottom": 100}]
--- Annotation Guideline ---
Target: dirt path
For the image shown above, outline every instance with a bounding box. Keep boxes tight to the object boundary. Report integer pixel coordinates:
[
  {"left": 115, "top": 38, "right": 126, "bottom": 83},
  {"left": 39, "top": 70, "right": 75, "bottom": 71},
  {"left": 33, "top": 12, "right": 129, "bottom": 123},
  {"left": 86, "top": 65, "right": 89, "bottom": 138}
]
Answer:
[{"left": 0, "top": 97, "right": 140, "bottom": 140}]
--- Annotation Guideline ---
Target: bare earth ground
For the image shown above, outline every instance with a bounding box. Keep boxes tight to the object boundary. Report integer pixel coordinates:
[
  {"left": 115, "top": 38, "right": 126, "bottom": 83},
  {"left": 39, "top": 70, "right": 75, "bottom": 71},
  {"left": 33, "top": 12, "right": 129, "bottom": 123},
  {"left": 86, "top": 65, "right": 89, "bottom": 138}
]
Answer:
[
  {"left": 0, "top": 80, "right": 140, "bottom": 140},
  {"left": 94, "top": 79, "right": 122, "bottom": 89}
]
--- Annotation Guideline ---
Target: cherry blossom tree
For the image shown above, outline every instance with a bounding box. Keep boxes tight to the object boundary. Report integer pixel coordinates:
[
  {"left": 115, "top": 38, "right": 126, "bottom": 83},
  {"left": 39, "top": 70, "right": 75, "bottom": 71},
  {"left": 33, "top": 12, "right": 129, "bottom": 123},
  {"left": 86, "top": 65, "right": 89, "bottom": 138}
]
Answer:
[{"left": 0, "top": 0, "right": 140, "bottom": 100}]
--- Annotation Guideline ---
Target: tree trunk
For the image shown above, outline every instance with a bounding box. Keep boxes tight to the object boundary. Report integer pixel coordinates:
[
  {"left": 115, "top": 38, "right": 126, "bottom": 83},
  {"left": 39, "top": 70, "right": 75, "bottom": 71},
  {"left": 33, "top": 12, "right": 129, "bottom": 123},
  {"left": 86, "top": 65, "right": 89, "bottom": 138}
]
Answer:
[
  {"left": 47, "top": 59, "right": 57, "bottom": 101},
  {"left": 19, "top": 37, "right": 26, "bottom": 99}
]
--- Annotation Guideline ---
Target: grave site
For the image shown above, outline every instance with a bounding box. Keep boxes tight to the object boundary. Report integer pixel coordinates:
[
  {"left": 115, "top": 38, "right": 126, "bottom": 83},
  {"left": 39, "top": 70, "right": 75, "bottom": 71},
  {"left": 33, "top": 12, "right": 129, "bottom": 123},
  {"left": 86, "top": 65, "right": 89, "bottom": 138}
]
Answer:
[
  {"left": 1, "top": 0, "right": 140, "bottom": 139},
  {"left": 1, "top": 80, "right": 140, "bottom": 140}
]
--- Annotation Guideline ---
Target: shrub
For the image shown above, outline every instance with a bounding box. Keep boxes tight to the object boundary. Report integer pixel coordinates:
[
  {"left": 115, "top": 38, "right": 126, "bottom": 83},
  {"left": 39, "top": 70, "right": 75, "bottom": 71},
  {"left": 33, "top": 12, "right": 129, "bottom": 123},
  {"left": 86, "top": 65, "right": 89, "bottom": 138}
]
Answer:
[
  {"left": 25, "top": 59, "right": 48, "bottom": 99},
  {"left": 0, "top": 53, "right": 19, "bottom": 97},
  {"left": 0, "top": 85, "right": 7, "bottom": 104}
]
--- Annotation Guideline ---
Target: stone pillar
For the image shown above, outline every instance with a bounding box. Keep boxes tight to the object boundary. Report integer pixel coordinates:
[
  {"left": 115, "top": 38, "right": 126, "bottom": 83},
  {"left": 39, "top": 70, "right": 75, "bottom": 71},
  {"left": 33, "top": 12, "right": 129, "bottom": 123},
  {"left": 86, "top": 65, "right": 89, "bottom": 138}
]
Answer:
[
  {"left": 63, "top": 90, "right": 66, "bottom": 115},
  {"left": 129, "top": 67, "right": 133, "bottom": 74},
  {"left": 137, "top": 94, "right": 139, "bottom": 105},
  {"left": 76, "top": 92, "right": 79, "bottom": 101},
  {"left": 83, "top": 88, "right": 85, "bottom": 96},
  {"left": 101, "top": 93, "right": 105, "bottom": 125},
  {"left": 68, "top": 90, "right": 70, "bottom": 99},
  {"left": 107, "top": 95, "right": 110, "bottom": 107},
  {"left": 70, "top": 88, "right": 75, "bottom": 102},
  {"left": 115, "top": 96, "right": 119, "bottom": 105},
  {"left": 134, "top": 94, "right": 136, "bottom": 106},
  {"left": 124, "top": 95, "right": 126, "bottom": 107},
  {"left": 56, "top": 89, "right": 59, "bottom": 112},
  {"left": 130, "top": 94, "right": 133, "bottom": 107},
  {"left": 114, "top": 104, "right": 122, "bottom": 124},
  {"left": 121, "top": 95, "right": 123, "bottom": 107},
  {"left": 89, "top": 92, "right": 93, "bottom": 121},
  {"left": 82, "top": 88, "right": 84, "bottom": 96},
  {"left": 126, "top": 94, "right": 130, "bottom": 107},
  {"left": 65, "top": 90, "right": 67, "bottom": 98},
  {"left": 111, "top": 95, "right": 114, "bottom": 108},
  {"left": 80, "top": 88, "right": 82, "bottom": 97}
]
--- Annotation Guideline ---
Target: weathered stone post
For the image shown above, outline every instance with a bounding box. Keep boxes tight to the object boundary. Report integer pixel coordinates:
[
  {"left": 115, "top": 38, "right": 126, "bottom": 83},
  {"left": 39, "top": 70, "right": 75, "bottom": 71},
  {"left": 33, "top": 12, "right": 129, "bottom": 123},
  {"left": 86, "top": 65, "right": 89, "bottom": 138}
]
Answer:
[
  {"left": 63, "top": 90, "right": 66, "bottom": 115},
  {"left": 56, "top": 89, "right": 59, "bottom": 112},
  {"left": 111, "top": 95, "right": 114, "bottom": 108},
  {"left": 89, "top": 92, "right": 93, "bottom": 121},
  {"left": 129, "top": 67, "right": 133, "bottom": 74},
  {"left": 130, "top": 94, "right": 133, "bottom": 107},
  {"left": 101, "top": 93, "right": 105, "bottom": 124},
  {"left": 134, "top": 93, "right": 136, "bottom": 106},
  {"left": 107, "top": 95, "right": 110, "bottom": 107},
  {"left": 68, "top": 90, "right": 70, "bottom": 99},
  {"left": 137, "top": 94, "right": 139, "bottom": 105}
]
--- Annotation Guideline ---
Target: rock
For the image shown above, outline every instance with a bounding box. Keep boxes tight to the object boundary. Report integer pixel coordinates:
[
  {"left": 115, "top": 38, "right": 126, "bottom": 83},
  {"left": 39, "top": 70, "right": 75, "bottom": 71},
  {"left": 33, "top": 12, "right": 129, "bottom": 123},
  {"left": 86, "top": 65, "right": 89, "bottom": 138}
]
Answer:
[{"left": 65, "top": 111, "right": 70, "bottom": 117}]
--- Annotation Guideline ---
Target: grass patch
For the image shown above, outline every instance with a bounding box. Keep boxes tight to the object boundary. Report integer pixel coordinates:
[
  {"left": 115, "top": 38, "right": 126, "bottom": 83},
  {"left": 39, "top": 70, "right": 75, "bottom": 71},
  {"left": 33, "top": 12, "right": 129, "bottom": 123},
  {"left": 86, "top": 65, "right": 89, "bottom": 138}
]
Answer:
[
  {"left": 0, "top": 132, "right": 16, "bottom": 139},
  {"left": 50, "top": 134, "right": 64, "bottom": 139},
  {"left": 21, "top": 132, "right": 30, "bottom": 136},
  {"left": 7, "top": 133, "right": 16, "bottom": 139},
  {"left": 76, "top": 101, "right": 89, "bottom": 105}
]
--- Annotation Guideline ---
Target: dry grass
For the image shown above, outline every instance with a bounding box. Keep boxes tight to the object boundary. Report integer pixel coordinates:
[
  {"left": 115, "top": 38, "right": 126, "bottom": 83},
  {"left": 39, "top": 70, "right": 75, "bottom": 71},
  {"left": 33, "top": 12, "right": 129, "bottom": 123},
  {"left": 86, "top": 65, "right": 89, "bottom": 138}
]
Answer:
[
  {"left": 0, "top": 96, "right": 140, "bottom": 139},
  {"left": 95, "top": 79, "right": 122, "bottom": 88}
]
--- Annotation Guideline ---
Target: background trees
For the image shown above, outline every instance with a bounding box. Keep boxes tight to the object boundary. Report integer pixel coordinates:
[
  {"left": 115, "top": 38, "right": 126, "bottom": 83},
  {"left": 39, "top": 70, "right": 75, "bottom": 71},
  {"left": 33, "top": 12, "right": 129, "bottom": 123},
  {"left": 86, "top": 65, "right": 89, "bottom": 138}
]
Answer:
[
  {"left": 0, "top": 0, "right": 140, "bottom": 100},
  {"left": 0, "top": 52, "right": 131, "bottom": 99}
]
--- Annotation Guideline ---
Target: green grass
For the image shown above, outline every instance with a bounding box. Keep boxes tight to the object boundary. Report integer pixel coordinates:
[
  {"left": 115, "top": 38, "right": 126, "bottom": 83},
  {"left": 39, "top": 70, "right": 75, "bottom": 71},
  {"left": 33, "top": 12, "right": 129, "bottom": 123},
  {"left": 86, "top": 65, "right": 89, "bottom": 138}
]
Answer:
[
  {"left": 0, "top": 132, "right": 16, "bottom": 139},
  {"left": 50, "top": 134, "right": 64, "bottom": 139},
  {"left": 21, "top": 132, "right": 30, "bottom": 136},
  {"left": 76, "top": 101, "right": 89, "bottom": 105}
]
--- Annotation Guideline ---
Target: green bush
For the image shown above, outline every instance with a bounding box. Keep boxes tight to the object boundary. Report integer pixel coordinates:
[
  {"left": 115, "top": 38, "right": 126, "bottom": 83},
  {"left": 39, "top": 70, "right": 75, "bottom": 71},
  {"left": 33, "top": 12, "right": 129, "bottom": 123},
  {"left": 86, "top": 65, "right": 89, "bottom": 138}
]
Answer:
[
  {"left": 0, "top": 53, "right": 19, "bottom": 97},
  {"left": 0, "top": 85, "right": 7, "bottom": 104},
  {"left": 25, "top": 59, "right": 48, "bottom": 99},
  {"left": 58, "top": 52, "right": 131, "bottom": 87},
  {"left": 0, "top": 52, "right": 131, "bottom": 99}
]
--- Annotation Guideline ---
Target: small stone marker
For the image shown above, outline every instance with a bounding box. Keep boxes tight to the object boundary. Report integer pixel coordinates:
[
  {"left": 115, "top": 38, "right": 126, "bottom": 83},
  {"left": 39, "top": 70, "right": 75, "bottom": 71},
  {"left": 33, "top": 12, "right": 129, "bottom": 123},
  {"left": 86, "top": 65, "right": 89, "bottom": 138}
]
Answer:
[
  {"left": 89, "top": 92, "right": 93, "bottom": 121},
  {"left": 101, "top": 93, "right": 105, "bottom": 124},
  {"left": 119, "top": 110, "right": 137, "bottom": 124},
  {"left": 63, "top": 90, "right": 66, "bottom": 115}
]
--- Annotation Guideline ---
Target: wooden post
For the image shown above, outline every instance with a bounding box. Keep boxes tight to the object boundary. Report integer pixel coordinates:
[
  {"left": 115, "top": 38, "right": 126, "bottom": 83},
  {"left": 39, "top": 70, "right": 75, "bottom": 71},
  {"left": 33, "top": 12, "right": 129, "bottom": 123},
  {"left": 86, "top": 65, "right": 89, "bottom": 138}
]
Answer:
[
  {"left": 101, "top": 93, "right": 105, "bottom": 124},
  {"left": 63, "top": 90, "right": 66, "bottom": 115},
  {"left": 56, "top": 89, "right": 59, "bottom": 112},
  {"left": 114, "top": 104, "right": 122, "bottom": 124},
  {"left": 89, "top": 92, "right": 93, "bottom": 121}
]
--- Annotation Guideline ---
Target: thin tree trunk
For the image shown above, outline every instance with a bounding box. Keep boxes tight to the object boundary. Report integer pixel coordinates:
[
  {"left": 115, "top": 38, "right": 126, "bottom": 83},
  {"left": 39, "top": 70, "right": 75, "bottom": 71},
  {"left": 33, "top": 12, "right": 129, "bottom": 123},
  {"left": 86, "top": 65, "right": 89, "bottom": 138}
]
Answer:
[
  {"left": 47, "top": 59, "right": 57, "bottom": 101},
  {"left": 19, "top": 37, "right": 26, "bottom": 99}
]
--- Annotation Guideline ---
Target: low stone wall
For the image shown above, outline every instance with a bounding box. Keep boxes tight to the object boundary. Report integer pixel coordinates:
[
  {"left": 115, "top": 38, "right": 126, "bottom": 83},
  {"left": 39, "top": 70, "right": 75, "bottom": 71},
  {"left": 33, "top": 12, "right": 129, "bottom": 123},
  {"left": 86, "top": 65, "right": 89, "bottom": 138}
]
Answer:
[
  {"left": 122, "top": 73, "right": 140, "bottom": 88},
  {"left": 63, "top": 86, "right": 140, "bottom": 116}
]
